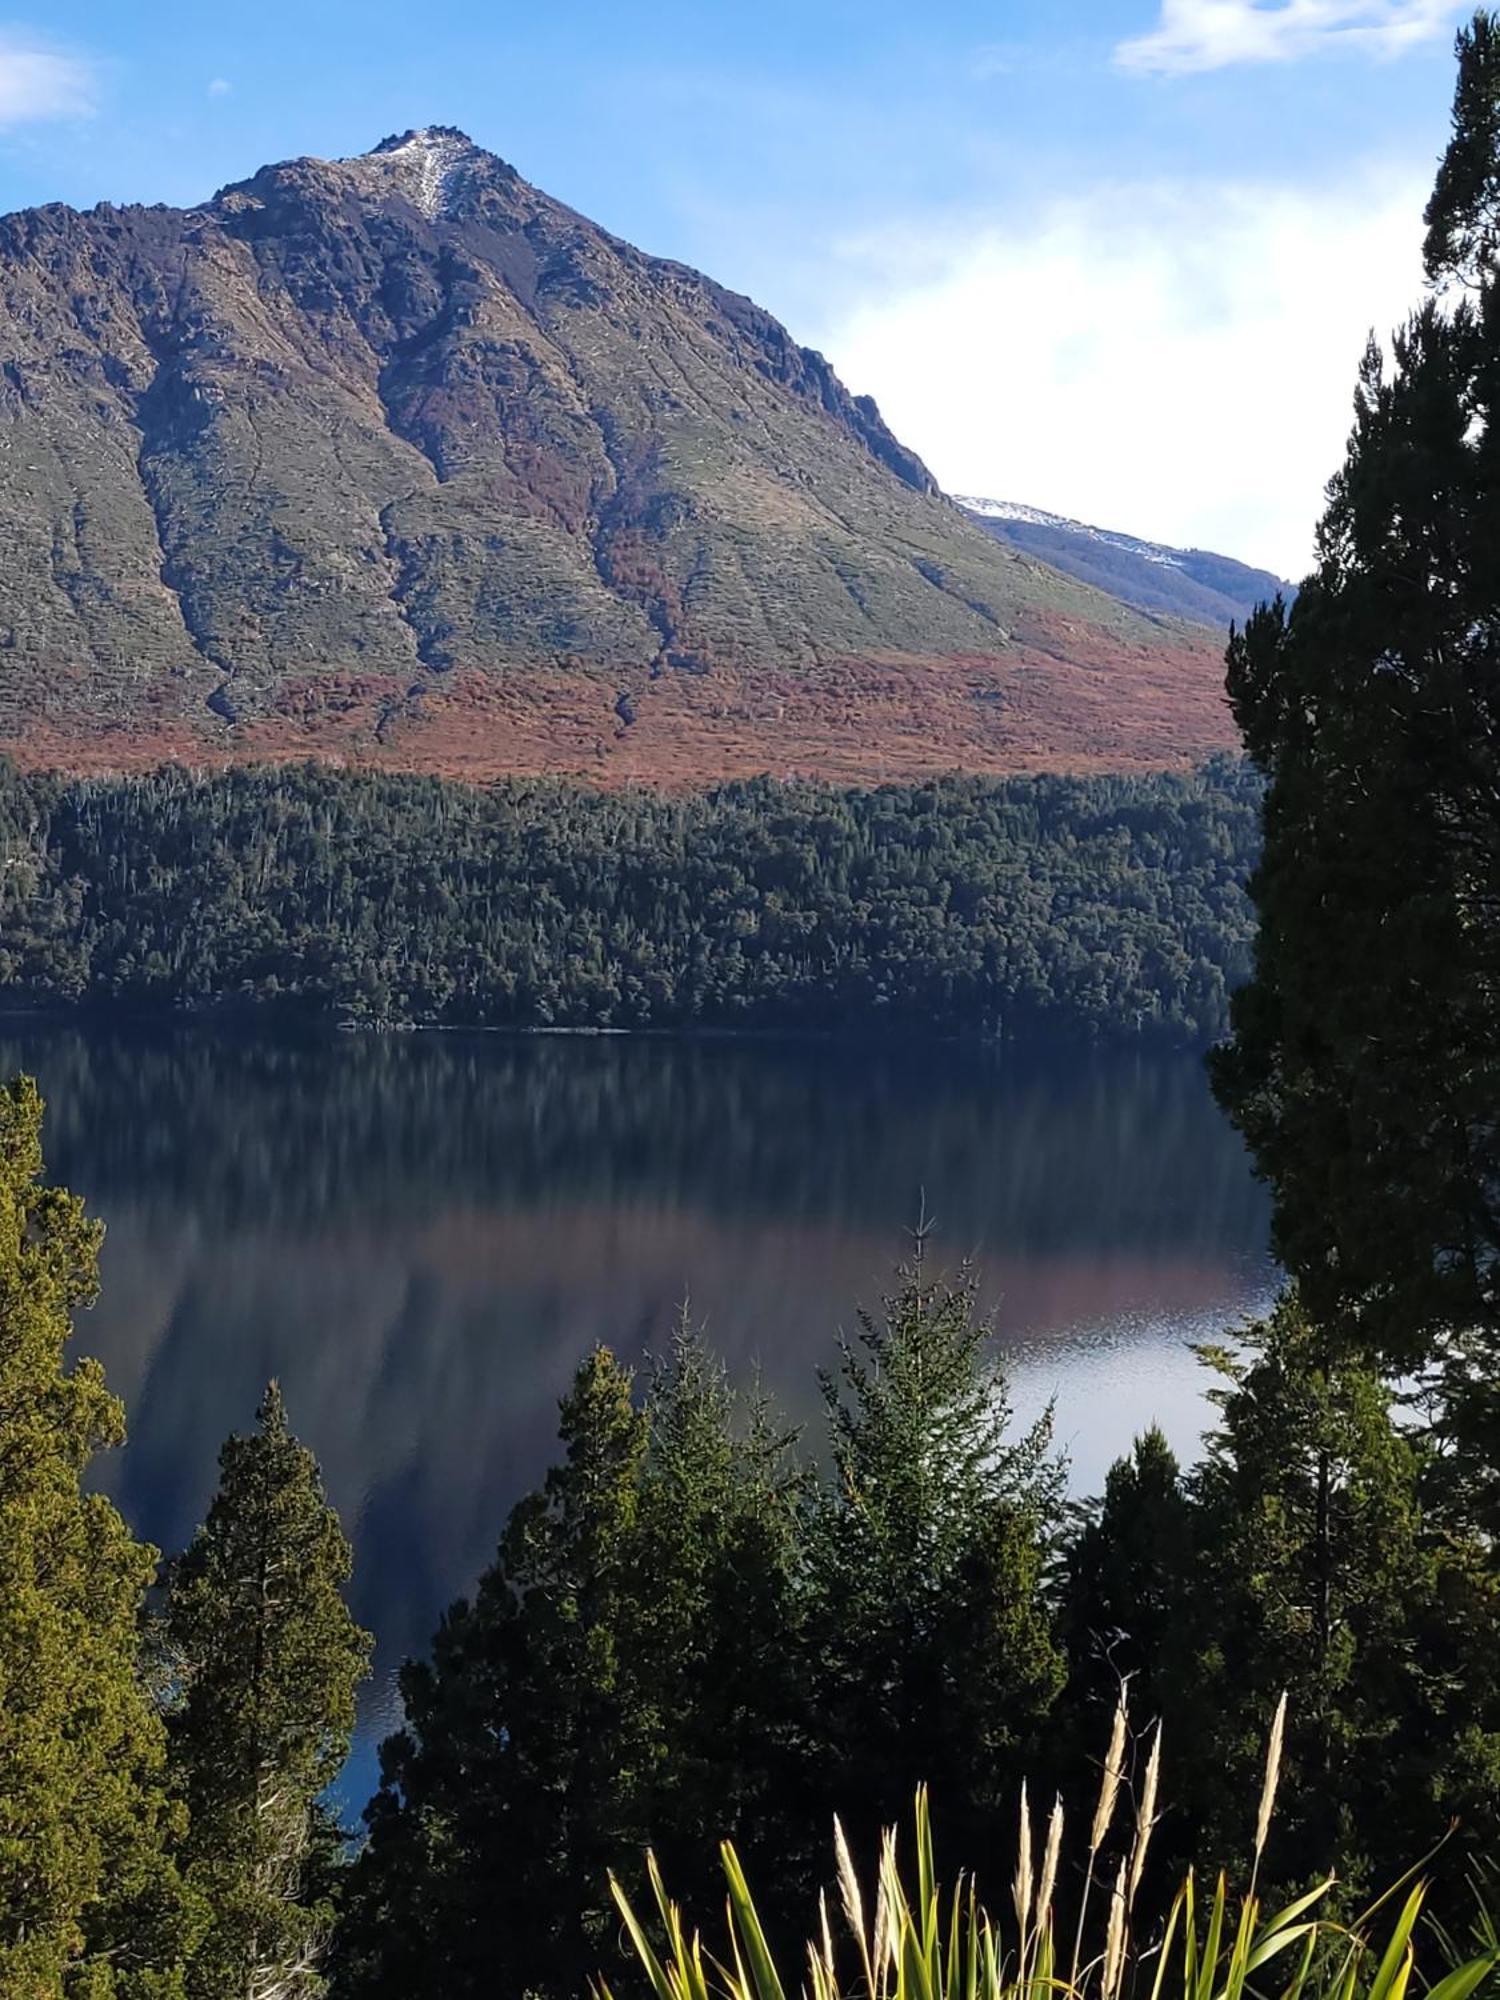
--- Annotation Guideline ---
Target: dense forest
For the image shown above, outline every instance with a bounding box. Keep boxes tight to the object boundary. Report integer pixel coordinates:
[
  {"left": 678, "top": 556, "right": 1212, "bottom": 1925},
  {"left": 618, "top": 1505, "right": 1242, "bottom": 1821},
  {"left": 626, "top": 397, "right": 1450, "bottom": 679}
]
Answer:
[{"left": 0, "top": 758, "right": 1260, "bottom": 1043}]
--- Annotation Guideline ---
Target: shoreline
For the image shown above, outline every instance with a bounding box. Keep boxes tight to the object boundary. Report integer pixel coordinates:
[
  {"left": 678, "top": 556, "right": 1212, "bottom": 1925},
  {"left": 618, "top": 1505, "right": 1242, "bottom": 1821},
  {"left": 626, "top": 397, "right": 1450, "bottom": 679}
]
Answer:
[{"left": 0, "top": 1003, "right": 1214, "bottom": 1058}]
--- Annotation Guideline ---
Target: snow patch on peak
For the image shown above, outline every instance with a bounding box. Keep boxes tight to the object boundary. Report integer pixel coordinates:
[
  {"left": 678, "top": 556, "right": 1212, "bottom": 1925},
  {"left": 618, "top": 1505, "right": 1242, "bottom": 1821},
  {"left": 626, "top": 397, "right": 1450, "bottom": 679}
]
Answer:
[
  {"left": 958, "top": 497, "right": 1076, "bottom": 528},
  {"left": 956, "top": 495, "right": 1187, "bottom": 572},
  {"left": 348, "top": 127, "right": 482, "bottom": 219}
]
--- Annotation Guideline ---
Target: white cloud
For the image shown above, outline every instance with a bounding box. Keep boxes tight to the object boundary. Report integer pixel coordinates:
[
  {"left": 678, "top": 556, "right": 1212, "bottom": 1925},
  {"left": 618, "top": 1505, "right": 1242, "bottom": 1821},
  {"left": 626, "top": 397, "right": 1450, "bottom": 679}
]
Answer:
[
  {"left": 207, "top": 77, "right": 231, "bottom": 98},
  {"left": 0, "top": 29, "right": 95, "bottom": 125},
  {"left": 1117, "top": 0, "right": 1457, "bottom": 75},
  {"left": 813, "top": 172, "right": 1427, "bottom": 578}
]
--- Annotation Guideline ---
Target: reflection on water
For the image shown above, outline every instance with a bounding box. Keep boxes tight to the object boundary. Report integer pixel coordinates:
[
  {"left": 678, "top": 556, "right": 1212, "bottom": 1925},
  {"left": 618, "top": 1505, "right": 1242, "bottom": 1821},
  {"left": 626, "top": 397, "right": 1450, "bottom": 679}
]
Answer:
[{"left": 0, "top": 1023, "right": 1275, "bottom": 1798}]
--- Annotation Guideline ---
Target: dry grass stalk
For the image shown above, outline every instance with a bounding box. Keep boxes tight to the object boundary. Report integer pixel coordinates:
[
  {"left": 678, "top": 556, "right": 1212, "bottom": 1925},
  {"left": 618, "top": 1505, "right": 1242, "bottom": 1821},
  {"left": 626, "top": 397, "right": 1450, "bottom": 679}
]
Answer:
[
  {"left": 1092, "top": 1691, "right": 1130, "bottom": 1853},
  {"left": 1013, "top": 1780, "right": 1034, "bottom": 1937},
  {"left": 873, "top": 1827, "right": 900, "bottom": 1989},
  {"left": 1072, "top": 1686, "right": 1130, "bottom": 1987},
  {"left": 1255, "top": 1691, "right": 1288, "bottom": 1863},
  {"left": 1127, "top": 1721, "right": 1163, "bottom": 1908},
  {"left": 835, "top": 1813, "right": 873, "bottom": 1993},
  {"left": 1036, "top": 1795, "right": 1064, "bottom": 1935},
  {"left": 1100, "top": 1855, "right": 1129, "bottom": 2000}
]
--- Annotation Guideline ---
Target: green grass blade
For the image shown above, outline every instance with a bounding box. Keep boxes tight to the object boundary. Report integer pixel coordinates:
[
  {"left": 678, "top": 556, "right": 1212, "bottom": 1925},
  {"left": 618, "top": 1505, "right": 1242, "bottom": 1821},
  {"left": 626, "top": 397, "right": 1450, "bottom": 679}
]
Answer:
[
  {"left": 1197, "top": 1873, "right": 1228, "bottom": 2000},
  {"left": 1364, "top": 1886, "right": 1424, "bottom": 2000},
  {"left": 1420, "top": 1950, "right": 1500, "bottom": 2000},
  {"left": 1259, "top": 1881, "right": 1336, "bottom": 1938},
  {"left": 1183, "top": 1872, "right": 1201, "bottom": 2000},
  {"left": 943, "top": 1878, "right": 963, "bottom": 2000},
  {"left": 609, "top": 1871, "right": 677, "bottom": 2000},
  {"left": 916, "top": 1787, "right": 939, "bottom": 1966},
  {"left": 902, "top": 1911, "right": 937, "bottom": 2000},
  {"left": 1149, "top": 1882, "right": 1188, "bottom": 2000},
  {"left": 721, "top": 1841, "right": 789, "bottom": 2000},
  {"left": 1276, "top": 1924, "right": 1319, "bottom": 2000},
  {"left": 1244, "top": 1922, "right": 1319, "bottom": 1977}
]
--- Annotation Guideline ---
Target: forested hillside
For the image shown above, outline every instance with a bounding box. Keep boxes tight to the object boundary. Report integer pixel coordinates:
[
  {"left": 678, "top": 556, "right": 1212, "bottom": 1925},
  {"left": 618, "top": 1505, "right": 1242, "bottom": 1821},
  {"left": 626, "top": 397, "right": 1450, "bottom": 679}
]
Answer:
[{"left": 0, "top": 759, "right": 1259, "bottom": 1042}]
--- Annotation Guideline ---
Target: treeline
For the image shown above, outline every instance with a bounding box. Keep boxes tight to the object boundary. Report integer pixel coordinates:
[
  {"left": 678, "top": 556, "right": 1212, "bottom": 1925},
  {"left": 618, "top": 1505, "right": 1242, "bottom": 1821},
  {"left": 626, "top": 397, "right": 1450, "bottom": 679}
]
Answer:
[
  {"left": 7, "top": 1065, "right": 1500, "bottom": 1998},
  {"left": 0, "top": 757, "right": 1260, "bottom": 1042}
]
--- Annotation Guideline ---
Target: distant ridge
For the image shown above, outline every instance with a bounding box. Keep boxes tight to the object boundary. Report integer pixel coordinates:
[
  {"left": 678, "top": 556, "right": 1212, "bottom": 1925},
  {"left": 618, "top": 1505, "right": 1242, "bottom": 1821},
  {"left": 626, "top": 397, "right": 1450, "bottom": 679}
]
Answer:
[
  {"left": 959, "top": 497, "right": 1293, "bottom": 632},
  {"left": 0, "top": 129, "right": 1232, "bottom": 785}
]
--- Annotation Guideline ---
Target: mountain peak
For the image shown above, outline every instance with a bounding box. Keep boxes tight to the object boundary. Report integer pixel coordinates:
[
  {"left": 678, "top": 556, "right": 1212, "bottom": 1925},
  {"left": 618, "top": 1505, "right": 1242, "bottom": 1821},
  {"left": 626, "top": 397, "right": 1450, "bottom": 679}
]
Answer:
[
  {"left": 370, "top": 125, "right": 477, "bottom": 153},
  {"left": 342, "top": 126, "right": 491, "bottom": 218},
  {"left": 0, "top": 130, "right": 1232, "bottom": 785}
]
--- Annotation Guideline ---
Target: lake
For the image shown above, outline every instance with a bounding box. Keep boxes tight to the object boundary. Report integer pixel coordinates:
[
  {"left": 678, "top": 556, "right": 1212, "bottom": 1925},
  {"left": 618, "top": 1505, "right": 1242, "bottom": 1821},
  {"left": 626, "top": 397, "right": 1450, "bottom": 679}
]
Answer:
[{"left": 0, "top": 1023, "right": 1275, "bottom": 1808}]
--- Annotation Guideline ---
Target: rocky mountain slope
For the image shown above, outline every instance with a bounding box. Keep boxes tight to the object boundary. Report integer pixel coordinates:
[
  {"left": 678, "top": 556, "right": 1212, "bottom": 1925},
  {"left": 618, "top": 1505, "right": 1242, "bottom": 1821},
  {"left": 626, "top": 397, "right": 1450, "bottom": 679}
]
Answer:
[
  {"left": 959, "top": 498, "right": 1292, "bottom": 631},
  {"left": 0, "top": 128, "right": 1231, "bottom": 784}
]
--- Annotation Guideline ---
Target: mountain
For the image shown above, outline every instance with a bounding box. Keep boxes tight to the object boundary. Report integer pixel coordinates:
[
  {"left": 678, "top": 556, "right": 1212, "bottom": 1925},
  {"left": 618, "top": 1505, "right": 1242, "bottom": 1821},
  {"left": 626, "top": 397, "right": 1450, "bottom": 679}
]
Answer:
[
  {"left": 0, "top": 128, "right": 1232, "bottom": 785},
  {"left": 959, "top": 498, "right": 1293, "bottom": 631}
]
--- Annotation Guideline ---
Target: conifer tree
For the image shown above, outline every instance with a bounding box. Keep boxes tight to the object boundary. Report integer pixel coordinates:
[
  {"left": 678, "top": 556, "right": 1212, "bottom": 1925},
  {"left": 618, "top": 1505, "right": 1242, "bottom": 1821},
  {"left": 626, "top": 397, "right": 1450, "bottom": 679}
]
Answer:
[
  {"left": 333, "top": 1332, "right": 806, "bottom": 2000},
  {"left": 1203, "top": 6, "right": 1500, "bottom": 1897},
  {"left": 333, "top": 1348, "right": 653, "bottom": 2000},
  {"left": 804, "top": 1242, "right": 1064, "bottom": 1870},
  {"left": 1059, "top": 1426, "right": 1195, "bottom": 1736},
  {"left": 162, "top": 1383, "right": 371, "bottom": 2000},
  {"left": 1211, "top": 11, "right": 1500, "bottom": 1477},
  {"left": 0, "top": 1075, "right": 187, "bottom": 1996},
  {"left": 630, "top": 1320, "right": 805, "bottom": 1926},
  {"left": 1181, "top": 1295, "right": 1500, "bottom": 1890}
]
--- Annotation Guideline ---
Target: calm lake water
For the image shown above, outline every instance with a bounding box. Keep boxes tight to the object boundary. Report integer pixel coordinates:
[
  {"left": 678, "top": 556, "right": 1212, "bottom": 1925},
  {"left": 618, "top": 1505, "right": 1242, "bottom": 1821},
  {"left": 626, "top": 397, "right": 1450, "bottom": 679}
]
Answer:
[{"left": 0, "top": 1023, "right": 1275, "bottom": 1807}]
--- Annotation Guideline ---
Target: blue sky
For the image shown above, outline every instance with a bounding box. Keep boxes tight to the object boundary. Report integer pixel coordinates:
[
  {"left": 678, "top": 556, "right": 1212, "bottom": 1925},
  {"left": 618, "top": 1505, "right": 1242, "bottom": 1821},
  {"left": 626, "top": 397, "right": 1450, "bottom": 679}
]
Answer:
[{"left": 0, "top": 2, "right": 1470, "bottom": 573}]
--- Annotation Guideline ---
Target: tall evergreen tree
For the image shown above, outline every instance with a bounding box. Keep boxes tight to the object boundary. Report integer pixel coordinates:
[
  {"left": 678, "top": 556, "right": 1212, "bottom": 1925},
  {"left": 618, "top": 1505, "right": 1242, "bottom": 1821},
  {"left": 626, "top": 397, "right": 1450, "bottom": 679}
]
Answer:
[
  {"left": 0, "top": 1075, "right": 187, "bottom": 1997},
  {"left": 162, "top": 1384, "right": 371, "bottom": 2000},
  {"left": 1201, "top": 6, "right": 1500, "bottom": 1906},
  {"left": 333, "top": 1349, "right": 654, "bottom": 2000},
  {"left": 1058, "top": 1425, "right": 1195, "bottom": 1737},
  {"left": 1180, "top": 1296, "right": 1500, "bottom": 1891},
  {"left": 1211, "top": 12, "right": 1500, "bottom": 1496},
  {"left": 804, "top": 1243, "right": 1064, "bottom": 1874},
  {"left": 334, "top": 1333, "right": 808, "bottom": 2000},
  {"left": 629, "top": 1322, "right": 806, "bottom": 1929}
]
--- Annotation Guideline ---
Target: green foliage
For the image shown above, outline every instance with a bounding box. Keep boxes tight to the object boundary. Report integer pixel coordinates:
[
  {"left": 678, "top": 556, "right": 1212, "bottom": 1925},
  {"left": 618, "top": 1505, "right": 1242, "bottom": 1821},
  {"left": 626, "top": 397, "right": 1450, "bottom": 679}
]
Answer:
[
  {"left": 327, "top": 1254, "right": 1500, "bottom": 2000},
  {"left": 161, "top": 1384, "right": 372, "bottom": 1999},
  {"left": 1059, "top": 1425, "right": 1195, "bottom": 1740},
  {"left": 1425, "top": 10, "right": 1500, "bottom": 283},
  {"left": 334, "top": 1348, "right": 661, "bottom": 1999},
  {"left": 334, "top": 1264, "right": 1064, "bottom": 1999},
  {"left": 333, "top": 1333, "right": 810, "bottom": 1998},
  {"left": 805, "top": 1248, "right": 1064, "bottom": 1862},
  {"left": 1106, "top": 1298, "right": 1500, "bottom": 1894},
  {"left": 1210, "top": 16, "right": 1500, "bottom": 1479},
  {"left": 0, "top": 758, "right": 1260, "bottom": 1043},
  {"left": 1198, "top": 4, "right": 1500, "bottom": 1929},
  {"left": 628, "top": 1325, "right": 808, "bottom": 1923},
  {"left": 0, "top": 1076, "right": 187, "bottom": 1997}
]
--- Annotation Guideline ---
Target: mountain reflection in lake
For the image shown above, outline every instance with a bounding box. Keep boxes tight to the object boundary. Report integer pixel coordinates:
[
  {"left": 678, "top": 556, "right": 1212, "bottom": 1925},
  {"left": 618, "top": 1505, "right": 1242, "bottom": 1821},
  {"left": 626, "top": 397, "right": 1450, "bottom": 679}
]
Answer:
[{"left": 0, "top": 1024, "right": 1274, "bottom": 1801}]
